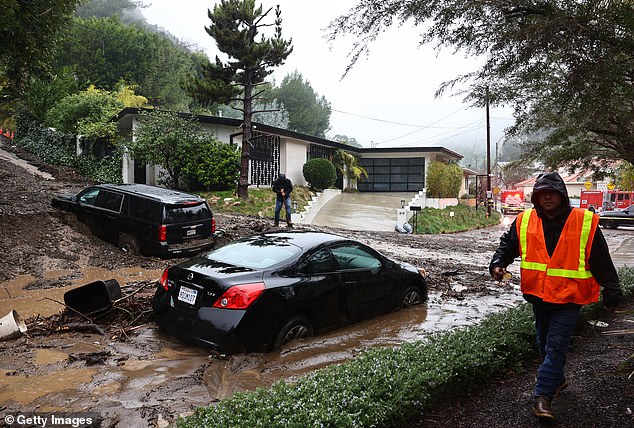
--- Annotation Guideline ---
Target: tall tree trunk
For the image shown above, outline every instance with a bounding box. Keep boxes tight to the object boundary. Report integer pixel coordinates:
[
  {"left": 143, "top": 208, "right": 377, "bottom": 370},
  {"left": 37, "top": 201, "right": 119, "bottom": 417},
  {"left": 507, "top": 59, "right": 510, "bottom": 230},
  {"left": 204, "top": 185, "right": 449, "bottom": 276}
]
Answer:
[{"left": 237, "top": 75, "right": 253, "bottom": 199}]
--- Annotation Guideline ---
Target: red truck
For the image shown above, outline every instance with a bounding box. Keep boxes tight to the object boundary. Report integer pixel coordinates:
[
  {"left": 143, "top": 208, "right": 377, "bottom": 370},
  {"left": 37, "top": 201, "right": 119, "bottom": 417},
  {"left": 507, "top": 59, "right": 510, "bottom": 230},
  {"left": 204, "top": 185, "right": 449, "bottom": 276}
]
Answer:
[
  {"left": 500, "top": 189, "right": 525, "bottom": 214},
  {"left": 580, "top": 189, "right": 634, "bottom": 212},
  {"left": 579, "top": 190, "right": 604, "bottom": 212}
]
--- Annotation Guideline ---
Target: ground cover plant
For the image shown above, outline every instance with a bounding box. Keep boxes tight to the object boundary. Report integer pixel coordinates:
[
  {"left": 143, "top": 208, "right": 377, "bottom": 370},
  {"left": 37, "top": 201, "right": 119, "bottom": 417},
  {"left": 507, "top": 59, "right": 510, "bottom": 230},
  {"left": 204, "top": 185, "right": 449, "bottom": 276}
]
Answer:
[{"left": 415, "top": 204, "right": 502, "bottom": 234}]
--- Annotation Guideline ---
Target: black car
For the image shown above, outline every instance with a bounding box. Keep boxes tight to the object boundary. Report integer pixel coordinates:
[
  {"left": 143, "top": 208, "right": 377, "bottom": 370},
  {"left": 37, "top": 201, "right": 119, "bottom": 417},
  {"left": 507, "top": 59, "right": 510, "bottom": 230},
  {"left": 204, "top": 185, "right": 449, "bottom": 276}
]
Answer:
[
  {"left": 152, "top": 231, "right": 428, "bottom": 355},
  {"left": 51, "top": 184, "right": 215, "bottom": 257},
  {"left": 598, "top": 204, "right": 634, "bottom": 229}
]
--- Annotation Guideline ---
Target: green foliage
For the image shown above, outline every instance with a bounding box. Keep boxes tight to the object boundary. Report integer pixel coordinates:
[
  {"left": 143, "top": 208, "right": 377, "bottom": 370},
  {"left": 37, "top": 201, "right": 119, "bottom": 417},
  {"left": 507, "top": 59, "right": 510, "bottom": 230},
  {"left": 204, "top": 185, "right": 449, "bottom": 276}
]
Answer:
[
  {"left": 21, "top": 68, "right": 80, "bottom": 122},
  {"left": 54, "top": 16, "right": 197, "bottom": 109},
  {"left": 415, "top": 204, "right": 501, "bottom": 234},
  {"left": 14, "top": 109, "right": 122, "bottom": 183},
  {"left": 426, "top": 161, "right": 462, "bottom": 198},
  {"left": 302, "top": 158, "right": 337, "bottom": 191},
  {"left": 126, "top": 110, "right": 239, "bottom": 190},
  {"left": 327, "top": 1, "right": 634, "bottom": 168},
  {"left": 0, "top": 0, "right": 82, "bottom": 94},
  {"left": 332, "top": 149, "right": 367, "bottom": 190},
  {"left": 616, "top": 162, "right": 634, "bottom": 191},
  {"left": 43, "top": 85, "right": 135, "bottom": 160},
  {"left": 180, "top": 138, "right": 241, "bottom": 191},
  {"left": 272, "top": 70, "right": 331, "bottom": 138}
]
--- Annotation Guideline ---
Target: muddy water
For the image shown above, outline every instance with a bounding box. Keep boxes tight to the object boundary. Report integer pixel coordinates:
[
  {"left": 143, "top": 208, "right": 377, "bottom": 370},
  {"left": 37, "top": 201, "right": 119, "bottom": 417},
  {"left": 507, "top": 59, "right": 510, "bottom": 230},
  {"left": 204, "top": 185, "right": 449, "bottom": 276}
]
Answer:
[{"left": 0, "top": 266, "right": 164, "bottom": 318}]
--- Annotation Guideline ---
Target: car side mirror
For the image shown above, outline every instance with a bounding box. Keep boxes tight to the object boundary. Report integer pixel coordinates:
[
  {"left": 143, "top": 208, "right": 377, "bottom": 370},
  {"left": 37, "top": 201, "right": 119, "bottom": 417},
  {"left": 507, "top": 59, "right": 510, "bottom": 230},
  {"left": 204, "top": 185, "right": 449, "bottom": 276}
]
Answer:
[{"left": 385, "top": 260, "right": 394, "bottom": 269}]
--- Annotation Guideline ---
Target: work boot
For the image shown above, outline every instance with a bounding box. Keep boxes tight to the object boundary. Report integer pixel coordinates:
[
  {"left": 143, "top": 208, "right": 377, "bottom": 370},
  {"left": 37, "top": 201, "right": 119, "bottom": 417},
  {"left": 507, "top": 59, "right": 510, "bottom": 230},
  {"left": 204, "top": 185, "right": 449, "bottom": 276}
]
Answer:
[
  {"left": 273, "top": 221, "right": 279, "bottom": 227},
  {"left": 532, "top": 396, "right": 555, "bottom": 420},
  {"left": 287, "top": 221, "right": 293, "bottom": 228}
]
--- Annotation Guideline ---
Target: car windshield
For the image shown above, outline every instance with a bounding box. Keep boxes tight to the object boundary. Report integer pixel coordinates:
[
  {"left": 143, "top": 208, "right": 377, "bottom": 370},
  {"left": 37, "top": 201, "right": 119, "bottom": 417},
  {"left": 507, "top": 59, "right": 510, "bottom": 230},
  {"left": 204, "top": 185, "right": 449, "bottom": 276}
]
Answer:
[
  {"left": 164, "top": 203, "right": 211, "bottom": 223},
  {"left": 204, "top": 236, "right": 302, "bottom": 269}
]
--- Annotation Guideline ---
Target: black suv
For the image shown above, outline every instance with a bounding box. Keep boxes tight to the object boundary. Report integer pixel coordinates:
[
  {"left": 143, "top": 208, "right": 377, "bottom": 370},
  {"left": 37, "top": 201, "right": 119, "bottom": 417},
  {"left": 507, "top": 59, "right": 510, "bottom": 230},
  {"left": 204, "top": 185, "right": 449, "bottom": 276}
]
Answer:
[{"left": 52, "top": 184, "right": 216, "bottom": 257}]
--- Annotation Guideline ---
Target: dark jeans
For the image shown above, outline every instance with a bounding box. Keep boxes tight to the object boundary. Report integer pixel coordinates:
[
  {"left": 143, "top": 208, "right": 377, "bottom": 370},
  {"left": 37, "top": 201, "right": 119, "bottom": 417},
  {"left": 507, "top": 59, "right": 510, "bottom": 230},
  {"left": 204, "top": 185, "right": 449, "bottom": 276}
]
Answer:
[
  {"left": 532, "top": 302, "right": 581, "bottom": 398},
  {"left": 275, "top": 197, "right": 292, "bottom": 223}
]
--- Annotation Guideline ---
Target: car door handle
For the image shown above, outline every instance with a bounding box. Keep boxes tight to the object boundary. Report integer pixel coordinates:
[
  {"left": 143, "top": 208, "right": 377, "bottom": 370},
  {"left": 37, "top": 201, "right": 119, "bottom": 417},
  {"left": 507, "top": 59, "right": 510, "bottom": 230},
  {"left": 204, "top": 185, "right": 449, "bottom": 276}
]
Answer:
[{"left": 344, "top": 280, "right": 357, "bottom": 287}]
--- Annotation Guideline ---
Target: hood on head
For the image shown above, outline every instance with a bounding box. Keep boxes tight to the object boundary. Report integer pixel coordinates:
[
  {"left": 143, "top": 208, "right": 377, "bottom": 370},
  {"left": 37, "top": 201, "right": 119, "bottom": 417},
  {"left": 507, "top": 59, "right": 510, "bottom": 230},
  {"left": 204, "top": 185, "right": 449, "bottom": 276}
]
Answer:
[
  {"left": 278, "top": 173, "right": 286, "bottom": 180},
  {"left": 530, "top": 172, "right": 570, "bottom": 209}
]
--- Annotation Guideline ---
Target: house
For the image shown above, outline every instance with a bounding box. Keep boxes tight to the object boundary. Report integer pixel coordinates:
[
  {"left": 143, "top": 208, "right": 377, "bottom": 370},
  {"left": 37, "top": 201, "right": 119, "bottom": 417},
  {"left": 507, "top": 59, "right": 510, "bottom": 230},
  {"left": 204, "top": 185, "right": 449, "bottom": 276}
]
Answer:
[
  {"left": 116, "top": 107, "right": 464, "bottom": 193},
  {"left": 514, "top": 169, "right": 611, "bottom": 199}
]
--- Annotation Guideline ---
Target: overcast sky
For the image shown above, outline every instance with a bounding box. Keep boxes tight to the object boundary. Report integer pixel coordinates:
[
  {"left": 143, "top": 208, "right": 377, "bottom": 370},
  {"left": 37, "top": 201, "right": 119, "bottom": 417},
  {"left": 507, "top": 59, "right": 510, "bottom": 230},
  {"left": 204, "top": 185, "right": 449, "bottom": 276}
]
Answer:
[{"left": 141, "top": 0, "right": 515, "bottom": 163}]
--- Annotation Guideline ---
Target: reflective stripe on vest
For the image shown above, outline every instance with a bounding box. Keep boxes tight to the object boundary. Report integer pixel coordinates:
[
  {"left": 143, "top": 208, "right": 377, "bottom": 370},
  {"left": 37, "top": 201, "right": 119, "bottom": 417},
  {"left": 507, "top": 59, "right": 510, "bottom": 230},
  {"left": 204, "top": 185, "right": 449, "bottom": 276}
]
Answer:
[
  {"left": 519, "top": 209, "right": 547, "bottom": 271},
  {"left": 519, "top": 208, "right": 594, "bottom": 279}
]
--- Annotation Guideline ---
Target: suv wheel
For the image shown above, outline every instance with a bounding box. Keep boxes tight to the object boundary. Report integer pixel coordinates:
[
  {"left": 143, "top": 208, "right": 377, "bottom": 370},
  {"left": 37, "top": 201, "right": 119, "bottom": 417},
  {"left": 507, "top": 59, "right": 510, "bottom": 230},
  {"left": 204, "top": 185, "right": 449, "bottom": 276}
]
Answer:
[{"left": 119, "top": 233, "right": 140, "bottom": 255}]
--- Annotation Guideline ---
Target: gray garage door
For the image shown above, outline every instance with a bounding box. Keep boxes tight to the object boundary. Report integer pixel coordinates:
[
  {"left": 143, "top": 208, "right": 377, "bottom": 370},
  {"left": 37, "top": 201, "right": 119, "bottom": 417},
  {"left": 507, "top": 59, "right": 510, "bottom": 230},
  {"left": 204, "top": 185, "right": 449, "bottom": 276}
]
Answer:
[{"left": 357, "top": 157, "right": 426, "bottom": 192}]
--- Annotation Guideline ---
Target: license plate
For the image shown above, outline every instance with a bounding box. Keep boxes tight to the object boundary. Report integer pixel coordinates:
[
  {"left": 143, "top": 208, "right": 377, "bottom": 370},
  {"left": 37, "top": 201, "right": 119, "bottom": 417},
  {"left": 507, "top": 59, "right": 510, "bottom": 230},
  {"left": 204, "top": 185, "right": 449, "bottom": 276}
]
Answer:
[
  {"left": 186, "top": 229, "right": 196, "bottom": 236},
  {"left": 177, "top": 286, "right": 198, "bottom": 305}
]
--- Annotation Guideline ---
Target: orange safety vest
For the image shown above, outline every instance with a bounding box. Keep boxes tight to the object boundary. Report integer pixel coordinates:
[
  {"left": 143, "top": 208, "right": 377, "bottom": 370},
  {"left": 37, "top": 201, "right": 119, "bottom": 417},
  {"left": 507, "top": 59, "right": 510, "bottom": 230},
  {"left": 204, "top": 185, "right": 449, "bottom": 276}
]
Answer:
[{"left": 516, "top": 208, "right": 600, "bottom": 305}]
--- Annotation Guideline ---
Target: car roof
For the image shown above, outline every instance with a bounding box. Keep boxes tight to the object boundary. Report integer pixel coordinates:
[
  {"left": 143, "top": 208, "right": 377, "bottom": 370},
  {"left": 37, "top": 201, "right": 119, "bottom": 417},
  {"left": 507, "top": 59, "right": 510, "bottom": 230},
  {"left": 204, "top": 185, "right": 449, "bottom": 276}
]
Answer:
[
  {"left": 93, "top": 184, "right": 205, "bottom": 204},
  {"left": 244, "top": 231, "right": 349, "bottom": 250}
]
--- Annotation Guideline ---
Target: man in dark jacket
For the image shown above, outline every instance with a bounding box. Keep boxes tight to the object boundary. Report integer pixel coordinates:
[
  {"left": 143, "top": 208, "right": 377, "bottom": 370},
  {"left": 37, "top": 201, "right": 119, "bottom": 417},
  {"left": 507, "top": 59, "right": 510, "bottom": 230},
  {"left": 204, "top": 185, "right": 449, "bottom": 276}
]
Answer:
[
  {"left": 490, "top": 172, "right": 622, "bottom": 421},
  {"left": 272, "top": 173, "right": 293, "bottom": 227}
]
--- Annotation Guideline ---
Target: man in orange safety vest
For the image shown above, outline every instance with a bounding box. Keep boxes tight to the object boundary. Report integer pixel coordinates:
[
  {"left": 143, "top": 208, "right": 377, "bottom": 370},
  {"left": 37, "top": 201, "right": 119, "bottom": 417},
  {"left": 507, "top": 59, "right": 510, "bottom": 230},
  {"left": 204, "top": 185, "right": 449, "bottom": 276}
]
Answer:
[{"left": 489, "top": 171, "right": 622, "bottom": 421}]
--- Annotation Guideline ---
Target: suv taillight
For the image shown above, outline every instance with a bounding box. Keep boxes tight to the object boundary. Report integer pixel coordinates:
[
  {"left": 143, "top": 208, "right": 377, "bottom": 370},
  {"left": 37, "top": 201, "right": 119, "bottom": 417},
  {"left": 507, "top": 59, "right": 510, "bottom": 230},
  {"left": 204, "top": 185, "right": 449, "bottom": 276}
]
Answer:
[
  {"left": 212, "top": 217, "right": 216, "bottom": 233},
  {"left": 212, "top": 283, "right": 265, "bottom": 309},
  {"left": 159, "top": 267, "right": 171, "bottom": 291},
  {"left": 158, "top": 225, "right": 167, "bottom": 242}
]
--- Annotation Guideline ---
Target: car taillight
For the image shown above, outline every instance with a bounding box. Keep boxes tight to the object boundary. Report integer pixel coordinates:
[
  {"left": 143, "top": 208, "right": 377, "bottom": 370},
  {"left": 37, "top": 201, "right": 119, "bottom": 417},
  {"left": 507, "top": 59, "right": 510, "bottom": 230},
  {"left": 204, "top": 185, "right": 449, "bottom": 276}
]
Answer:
[
  {"left": 212, "top": 217, "right": 216, "bottom": 233},
  {"left": 212, "top": 282, "right": 265, "bottom": 309},
  {"left": 158, "top": 225, "right": 167, "bottom": 242},
  {"left": 159, "top": 267, "right": 172, "bottom": 291}
]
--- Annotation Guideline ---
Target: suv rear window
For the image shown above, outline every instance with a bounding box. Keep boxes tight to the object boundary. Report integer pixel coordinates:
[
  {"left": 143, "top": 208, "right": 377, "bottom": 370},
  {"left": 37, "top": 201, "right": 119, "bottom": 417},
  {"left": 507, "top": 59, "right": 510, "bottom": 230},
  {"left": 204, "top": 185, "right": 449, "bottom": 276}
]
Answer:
[{"left": 164, "top": 203, "right": 211, "bottom": 223}]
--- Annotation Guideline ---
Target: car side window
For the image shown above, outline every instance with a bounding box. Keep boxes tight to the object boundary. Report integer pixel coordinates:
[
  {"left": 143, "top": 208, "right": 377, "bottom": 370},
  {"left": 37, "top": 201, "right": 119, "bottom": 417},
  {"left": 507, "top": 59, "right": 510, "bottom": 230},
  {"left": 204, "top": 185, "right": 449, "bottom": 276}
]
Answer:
[
  {"left": 330, "top": 245, "right": 382, "bottom": 270},
  {"left": 302, "top": 249, "right": 338, "bottom": 274},
  {"left": 78, "top": 188, "right": 100, "bottom": 206},
  {"left": 94, "top": 190, "right": 123, "bottom": 212},
  {"left": 129, "top": 196, "right": 161, "bottom": 222}
]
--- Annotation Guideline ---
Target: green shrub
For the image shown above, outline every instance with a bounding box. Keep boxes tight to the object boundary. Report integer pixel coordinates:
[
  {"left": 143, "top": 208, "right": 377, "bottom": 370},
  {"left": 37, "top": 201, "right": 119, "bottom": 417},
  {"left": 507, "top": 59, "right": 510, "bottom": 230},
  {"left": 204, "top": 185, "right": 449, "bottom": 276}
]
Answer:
[
  {"left": 426, "top": 161, "right": 462, "bottom": 198},
  {"left": 302, "top": 157, "right": 336, "bottom": 190},
  {"left": 177, "top": 303, "right": 535, "bottom": 428},
  {"left": 180, "top": 137, "right": 240, "bottom": 191},
  {"left": 14, "top": 108, "right": 122, "bottom": 183}
]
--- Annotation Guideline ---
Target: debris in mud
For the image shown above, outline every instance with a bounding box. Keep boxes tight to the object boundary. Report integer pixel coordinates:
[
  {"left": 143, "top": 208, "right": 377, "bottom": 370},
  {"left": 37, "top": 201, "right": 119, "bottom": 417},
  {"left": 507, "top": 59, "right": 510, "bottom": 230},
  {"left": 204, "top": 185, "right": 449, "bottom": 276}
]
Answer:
[
  {"left": 25, "top": 281, "right": 157, "bottom": 341},
  {"left": 68, "top": 351, "right": 111, "bottom": 365}
]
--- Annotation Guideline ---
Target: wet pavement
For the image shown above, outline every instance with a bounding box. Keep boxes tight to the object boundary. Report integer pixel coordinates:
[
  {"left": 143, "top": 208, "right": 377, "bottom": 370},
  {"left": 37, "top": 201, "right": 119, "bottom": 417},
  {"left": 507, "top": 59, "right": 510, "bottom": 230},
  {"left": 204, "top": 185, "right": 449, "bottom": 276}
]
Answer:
[{"left": 311, "top": 192, "right": 416, "bottom": 231}]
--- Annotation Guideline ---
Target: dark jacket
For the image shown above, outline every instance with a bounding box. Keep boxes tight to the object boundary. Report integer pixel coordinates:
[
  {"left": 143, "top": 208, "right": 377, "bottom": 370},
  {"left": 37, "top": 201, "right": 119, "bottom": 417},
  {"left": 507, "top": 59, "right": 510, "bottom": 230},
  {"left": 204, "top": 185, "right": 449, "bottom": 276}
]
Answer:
[
  {"left": 272, "top": 176, "right": 293, "bottom": 201},
  {"left": 489, "top": 172, "right": 622, "bottom": 308}
]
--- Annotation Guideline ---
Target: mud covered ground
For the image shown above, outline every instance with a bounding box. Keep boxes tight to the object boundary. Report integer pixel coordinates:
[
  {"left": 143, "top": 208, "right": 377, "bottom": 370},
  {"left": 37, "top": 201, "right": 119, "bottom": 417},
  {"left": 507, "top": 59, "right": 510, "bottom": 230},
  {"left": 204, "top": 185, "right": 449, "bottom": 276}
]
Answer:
[{"left": 0, "top": 140, "right": 631, "bottom": 427}]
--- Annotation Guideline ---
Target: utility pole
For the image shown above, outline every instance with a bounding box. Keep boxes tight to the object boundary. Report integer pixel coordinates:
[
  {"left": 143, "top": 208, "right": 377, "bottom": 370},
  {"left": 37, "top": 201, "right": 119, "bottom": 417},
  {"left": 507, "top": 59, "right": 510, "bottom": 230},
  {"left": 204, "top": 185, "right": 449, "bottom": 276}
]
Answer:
[{"left": 486, "top": 86, "right": 492, "bottom": 217}]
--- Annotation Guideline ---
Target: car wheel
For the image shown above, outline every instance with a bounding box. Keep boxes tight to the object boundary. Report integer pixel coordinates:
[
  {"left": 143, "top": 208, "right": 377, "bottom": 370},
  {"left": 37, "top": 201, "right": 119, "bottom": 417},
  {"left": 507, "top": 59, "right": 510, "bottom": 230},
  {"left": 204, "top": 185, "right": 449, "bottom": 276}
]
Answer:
[
  {"left": 119, "top": 233, "right": 140, "bottom": 254},
  {"left": 274, "top": 316, "right": 314, "bottom": 350},
  {"left": 402, "top": 285, "right": 424, "bottom": 308}
]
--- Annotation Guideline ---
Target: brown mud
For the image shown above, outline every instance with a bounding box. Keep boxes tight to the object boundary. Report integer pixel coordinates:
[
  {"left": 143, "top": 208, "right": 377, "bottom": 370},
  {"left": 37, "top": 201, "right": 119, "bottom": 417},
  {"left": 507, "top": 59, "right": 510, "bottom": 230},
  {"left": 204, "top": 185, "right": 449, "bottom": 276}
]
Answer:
[{"left": 0, "top": 140, "right": 631, "bottom": 427}]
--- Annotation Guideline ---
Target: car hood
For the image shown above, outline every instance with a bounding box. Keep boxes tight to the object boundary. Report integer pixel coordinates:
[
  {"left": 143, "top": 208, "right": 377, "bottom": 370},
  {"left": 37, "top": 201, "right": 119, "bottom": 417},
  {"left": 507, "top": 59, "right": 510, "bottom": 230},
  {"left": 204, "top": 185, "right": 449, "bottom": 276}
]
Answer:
[{"left": 600, "top": 210, "right": 626, "bottom": 218}]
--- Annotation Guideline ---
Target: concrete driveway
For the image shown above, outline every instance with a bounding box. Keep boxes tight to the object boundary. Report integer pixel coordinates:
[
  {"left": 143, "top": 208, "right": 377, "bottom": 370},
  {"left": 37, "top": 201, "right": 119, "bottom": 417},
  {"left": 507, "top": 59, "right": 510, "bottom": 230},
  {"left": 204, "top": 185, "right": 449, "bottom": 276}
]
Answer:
[{"left": 310, "top": 192, "right": 415, "bottom": 232}]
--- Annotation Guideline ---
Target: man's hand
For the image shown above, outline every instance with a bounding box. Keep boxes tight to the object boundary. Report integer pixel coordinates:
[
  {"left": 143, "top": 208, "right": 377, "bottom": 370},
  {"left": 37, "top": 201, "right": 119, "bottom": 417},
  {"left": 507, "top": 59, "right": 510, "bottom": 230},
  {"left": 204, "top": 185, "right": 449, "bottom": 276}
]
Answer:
[{"left": 491, "top": 266, "right": 507, "bottom": 282}]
